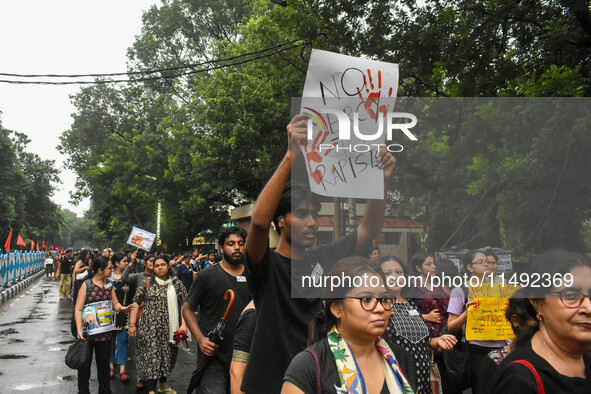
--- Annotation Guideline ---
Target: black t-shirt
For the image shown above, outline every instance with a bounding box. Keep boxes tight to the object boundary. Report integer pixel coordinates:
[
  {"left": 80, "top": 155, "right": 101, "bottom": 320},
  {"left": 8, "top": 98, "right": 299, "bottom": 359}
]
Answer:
[
  {"left": 241, "top": 230, "right": 358, "bottom": 394},
  {"left": 233, "top": 308, "right": 257, "bottom": 355},
  {"left": 284, "top": 337, "right": 416, "bottom": 394},
  {"left": 112, "top": 275, "right": 137, "bottom": 329},
  {"left": 491, "top": 338, "right": 591, "bottom": 394},
  {"left": 177, "top": 263, "right": 193, "bottom": 292},
  {"left": 186, "top": 263, "right": 252, "bottom": 370},
  {"left": 60, "top": 257, "right": 74, "bottom": 275}
]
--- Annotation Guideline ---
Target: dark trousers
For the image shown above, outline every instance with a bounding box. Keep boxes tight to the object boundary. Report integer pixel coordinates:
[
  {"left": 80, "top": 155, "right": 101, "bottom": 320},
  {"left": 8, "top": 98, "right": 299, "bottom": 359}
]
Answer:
[
  {"left": 468, "top": 343, "right": 500, "bottom": 394},
  {"left": 435, "top": 351, "right": 462, "bottom": 394},
  {"left": 78, "top": 339, "right": 112, "bottom": 394},
  {"left": 194, "top": 349, "right": 230, "bottom": 394},
  {"left": 145, "top": 376, "right": 167, "bottom": 392}
]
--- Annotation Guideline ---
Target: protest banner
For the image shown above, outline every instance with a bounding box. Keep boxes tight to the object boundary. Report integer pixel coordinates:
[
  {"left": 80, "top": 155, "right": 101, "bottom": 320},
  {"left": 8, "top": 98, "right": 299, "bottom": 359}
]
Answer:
[
  {"left": 82, "top": 300, "right": 114, "bottom": 335},
  {"left": 126, "top": 226, "right": 156, "bottom": 251},
  {"left": 465, "top": 283, "right": 520, "bottom": 341},
  {"left": 300, "top": 49, "right": 401, "bottom": 199}
]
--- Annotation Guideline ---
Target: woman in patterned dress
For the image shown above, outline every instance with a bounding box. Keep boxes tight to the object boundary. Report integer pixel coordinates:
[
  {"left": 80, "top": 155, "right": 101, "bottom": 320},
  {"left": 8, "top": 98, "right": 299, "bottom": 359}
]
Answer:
[
  {"left": 129, "top": 256, "right": 188, "bottom": 394},
  {"left": 379, "top": 256, "right": 458, "bottom": 394}
]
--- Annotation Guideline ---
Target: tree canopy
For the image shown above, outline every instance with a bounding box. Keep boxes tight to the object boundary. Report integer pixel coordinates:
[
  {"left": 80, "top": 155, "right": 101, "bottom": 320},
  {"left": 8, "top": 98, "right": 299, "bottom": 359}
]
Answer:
[
  {"left": 0, "top": 115, "right": 63, "bottom": 250},
  {"left": 59, "top": 0, "right": 591, "bottom": 256}
]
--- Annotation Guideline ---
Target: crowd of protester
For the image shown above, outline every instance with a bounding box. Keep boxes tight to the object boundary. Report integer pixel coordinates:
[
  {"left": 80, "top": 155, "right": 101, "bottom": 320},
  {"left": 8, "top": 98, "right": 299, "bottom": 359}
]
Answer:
[{"left": 55, "top": 115, "right": 590, "bottom": 394}]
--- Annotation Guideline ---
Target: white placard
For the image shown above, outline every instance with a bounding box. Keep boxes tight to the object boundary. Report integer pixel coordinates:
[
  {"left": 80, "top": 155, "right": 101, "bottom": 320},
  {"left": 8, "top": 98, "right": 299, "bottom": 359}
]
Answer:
[
  {"left": 126, "top": 226, "right": 156, "bottom": 251},
  {"left": 300, "top": 49, "right": 399, "bottom": 198},
  {"left": 82, "top": 300, "right": 113, "bottom": 335}
]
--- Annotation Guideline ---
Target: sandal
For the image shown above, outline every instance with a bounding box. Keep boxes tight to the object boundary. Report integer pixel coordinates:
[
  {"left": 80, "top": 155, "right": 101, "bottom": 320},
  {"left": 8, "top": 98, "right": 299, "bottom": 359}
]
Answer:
[
  {"left": 110, "top": 367, "right": 115, "bottom": 379},
  {"left": 136, "top": 381, "right": 145, "bottom": 391},
  {"left": 119, "top": 371, "right": 130, "bottom": 382},
  {"left": 157, "top": 387, "right": 176, "bottom": 394}
]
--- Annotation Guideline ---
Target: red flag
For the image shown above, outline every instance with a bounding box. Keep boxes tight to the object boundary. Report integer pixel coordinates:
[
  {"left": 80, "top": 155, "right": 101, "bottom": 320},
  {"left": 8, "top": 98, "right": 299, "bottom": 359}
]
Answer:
[
  {"left": 36, "top": 242, "right": 39, "bottom": 252},
  {"left": 4, "top": 229, "right": 12, "bottom": 253},
  {"left": 16, "top": 233, "right": 26, "bottom": 247},
  {"left": 30, "top": 240, "right": 35, "bottom": 251}
]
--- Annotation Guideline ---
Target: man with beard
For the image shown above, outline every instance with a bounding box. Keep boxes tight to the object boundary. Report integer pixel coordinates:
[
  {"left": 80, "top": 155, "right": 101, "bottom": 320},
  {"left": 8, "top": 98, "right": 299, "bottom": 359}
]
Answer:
[{"left": 182, "top": 226, "right": 252, "bottom": 394}]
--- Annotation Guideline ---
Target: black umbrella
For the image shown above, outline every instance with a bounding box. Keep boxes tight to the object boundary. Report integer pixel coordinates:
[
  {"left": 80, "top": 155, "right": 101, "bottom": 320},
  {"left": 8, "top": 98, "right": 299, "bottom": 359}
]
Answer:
[{"left": 187, "top": 289, "right": 236, "bottom": 394}]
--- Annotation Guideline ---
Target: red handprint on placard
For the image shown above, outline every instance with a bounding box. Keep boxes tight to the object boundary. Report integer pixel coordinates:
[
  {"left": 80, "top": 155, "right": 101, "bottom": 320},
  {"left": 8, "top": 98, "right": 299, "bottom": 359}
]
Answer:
[
  {"left": 357, "top": 69, "right": 394, "bottom": 120},
  {"left": 304, "top": 126, "right": 336, "bottom": 185}
]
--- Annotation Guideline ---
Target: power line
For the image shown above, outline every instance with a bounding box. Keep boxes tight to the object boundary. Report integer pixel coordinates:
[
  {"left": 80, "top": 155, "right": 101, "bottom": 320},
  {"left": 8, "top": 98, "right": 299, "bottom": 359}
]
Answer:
[
  {"left": 438, "top": 189, "right": 489, "bottom": 252},
  {"left": 0, "top": 40, "right": 308, "bottom": 85}
]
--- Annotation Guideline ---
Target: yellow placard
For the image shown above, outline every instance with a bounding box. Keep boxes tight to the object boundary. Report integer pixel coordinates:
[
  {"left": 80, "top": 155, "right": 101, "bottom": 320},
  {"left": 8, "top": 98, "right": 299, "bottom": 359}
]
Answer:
[{"left": 465, "top": 283, "right": 520, "bottom": 341}]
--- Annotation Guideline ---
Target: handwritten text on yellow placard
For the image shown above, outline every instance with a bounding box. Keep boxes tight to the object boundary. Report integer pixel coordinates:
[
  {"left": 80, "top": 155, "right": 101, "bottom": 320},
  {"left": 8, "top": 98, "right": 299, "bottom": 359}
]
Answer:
[{"left": 465, "top": 284, "right": 520, "bottom": 341}]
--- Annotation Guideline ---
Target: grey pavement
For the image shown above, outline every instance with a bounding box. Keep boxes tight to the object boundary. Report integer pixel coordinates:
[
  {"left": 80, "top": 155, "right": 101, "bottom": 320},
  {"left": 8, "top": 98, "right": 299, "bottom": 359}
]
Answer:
[{"left": 0, "top": 277, "right": 199, "bottom": 393}]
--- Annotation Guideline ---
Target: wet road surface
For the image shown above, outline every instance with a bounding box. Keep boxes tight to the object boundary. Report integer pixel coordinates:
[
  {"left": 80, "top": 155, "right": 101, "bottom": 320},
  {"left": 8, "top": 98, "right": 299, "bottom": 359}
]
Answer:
[{"left": 0, "top": 277, "right": 198, "bottom": 393}]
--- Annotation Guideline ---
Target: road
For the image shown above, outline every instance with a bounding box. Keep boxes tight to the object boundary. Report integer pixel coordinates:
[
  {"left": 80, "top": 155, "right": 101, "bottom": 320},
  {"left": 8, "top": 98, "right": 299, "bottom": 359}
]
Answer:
[{"left": 0, "top": 276, "right": 198, "bottom": 393}]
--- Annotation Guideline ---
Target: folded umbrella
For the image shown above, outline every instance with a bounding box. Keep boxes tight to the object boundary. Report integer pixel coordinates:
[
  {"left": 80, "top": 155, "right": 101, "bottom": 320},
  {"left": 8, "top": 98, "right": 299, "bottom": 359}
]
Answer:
[{"left": 187, "top": 289, "right": 236, "bottom": 393}]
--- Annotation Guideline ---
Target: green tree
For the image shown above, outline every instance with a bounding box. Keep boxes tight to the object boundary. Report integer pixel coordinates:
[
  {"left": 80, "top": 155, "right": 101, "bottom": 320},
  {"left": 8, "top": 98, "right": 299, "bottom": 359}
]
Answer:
[
  {"left": 60, "top": 0, "right": 591, "bottom": 257},
  {"left": 0, "top": 116, "right": 62, "bottom": 249}
]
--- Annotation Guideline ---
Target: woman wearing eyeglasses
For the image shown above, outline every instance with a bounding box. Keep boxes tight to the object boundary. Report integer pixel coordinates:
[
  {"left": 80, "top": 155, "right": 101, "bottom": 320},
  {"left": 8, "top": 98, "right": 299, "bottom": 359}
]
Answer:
[
  {"left": 446, "top": 250, "right": 506, "bottom": 393},
  {"left": 74, "top": 256, "right": 133, "bottom": 394},
  {"left": 282, "top": 257, "right": 415, "bottom": 394},
  {"left": 491, "top": 249, "right": 591, "bottom": 393},
  {"left": 484, "top": 251, "right": 501, "bottom": 283}
]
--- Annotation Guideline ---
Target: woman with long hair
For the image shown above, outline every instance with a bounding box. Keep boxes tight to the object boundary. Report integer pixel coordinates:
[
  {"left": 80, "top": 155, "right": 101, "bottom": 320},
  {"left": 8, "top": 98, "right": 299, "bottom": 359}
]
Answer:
[
  {"left": 129, "top": 256, "right": 188, "bottom": 394},
  {"left": 109, "top": 252, "right": 134, "bottom": 382},
  {"left": 74, "top": 256, "right": 133, "bottom": 394},
  {"left": 282, "top": 256, "right": 414, "bottom": 394},
  {"left": 406, "top": 251, "right": 450, "bottom": 338},
  {"left": 72, "top": 249, "right": 92, "bottom": 302},
  {"left": 492, "top": 249, "right": 591, "bottom": 393}
]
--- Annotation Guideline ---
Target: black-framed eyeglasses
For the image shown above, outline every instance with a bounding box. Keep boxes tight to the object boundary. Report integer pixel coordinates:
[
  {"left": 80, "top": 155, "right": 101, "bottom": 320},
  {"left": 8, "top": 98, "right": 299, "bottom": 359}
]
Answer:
[
  {"left": 345, "top": 296, "right": 394, "bottom": 311},
  {"left": 548, "top": 289, "right": 591, "bottom": 308}
]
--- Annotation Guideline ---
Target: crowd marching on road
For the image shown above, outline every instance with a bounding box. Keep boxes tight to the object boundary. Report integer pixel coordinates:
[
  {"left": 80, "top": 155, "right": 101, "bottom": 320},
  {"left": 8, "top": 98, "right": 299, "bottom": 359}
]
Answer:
[{"left": 30, "top": 115, "right": 590, "bottom": 394}]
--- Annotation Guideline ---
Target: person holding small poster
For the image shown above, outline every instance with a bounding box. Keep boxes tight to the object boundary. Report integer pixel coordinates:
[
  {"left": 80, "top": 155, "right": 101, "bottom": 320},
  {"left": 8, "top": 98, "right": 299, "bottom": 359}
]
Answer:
[
  {"left": 446, "top": 251, "right": 506, "bottom": 393},
  {"left": 74, "top": 256, "right": 134, "bottom": 394}
]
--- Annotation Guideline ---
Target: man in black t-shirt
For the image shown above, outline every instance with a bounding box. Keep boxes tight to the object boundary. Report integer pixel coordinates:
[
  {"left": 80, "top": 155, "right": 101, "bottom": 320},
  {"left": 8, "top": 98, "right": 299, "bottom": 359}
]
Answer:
[
  {"left": 241, "top": 114, "right": 396, "bottom": 394},
  {"left": 182, "top": 226, "right": 252, "bottom": 394},
  {"left": 58, "top": 249, "right": 74, "bottom": 299}
]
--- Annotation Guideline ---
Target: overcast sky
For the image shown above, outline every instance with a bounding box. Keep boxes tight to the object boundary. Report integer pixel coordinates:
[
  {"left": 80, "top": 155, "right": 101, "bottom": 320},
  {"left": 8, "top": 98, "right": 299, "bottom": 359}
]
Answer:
[{"left": 0, "top": 0, "right": 159, "bottom": 216}]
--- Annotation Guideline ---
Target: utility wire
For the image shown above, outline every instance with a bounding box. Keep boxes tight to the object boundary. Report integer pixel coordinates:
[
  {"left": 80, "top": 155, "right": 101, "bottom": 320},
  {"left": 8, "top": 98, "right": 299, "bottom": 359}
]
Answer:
[
  {"left": 438, "top": 189, "right": 489, "bottom": 252},
  {"left": 0, "top": 40, "right": 308, "bottom": 85}
]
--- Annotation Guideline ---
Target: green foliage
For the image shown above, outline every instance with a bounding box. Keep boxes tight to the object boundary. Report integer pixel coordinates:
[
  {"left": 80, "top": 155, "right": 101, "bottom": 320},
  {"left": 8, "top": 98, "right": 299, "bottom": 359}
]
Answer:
[
  {"left": 0, "top": 121, "right": 62, "bottom": 249},
  {"left": 58, "top": 0, "right": 591, "bottom": 256}
]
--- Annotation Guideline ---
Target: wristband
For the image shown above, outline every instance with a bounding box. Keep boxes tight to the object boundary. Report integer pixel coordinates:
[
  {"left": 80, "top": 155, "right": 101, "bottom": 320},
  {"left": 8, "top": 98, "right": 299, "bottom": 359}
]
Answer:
[{"left": 129, "top": 324, "right": 136, "bottom": 327}]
